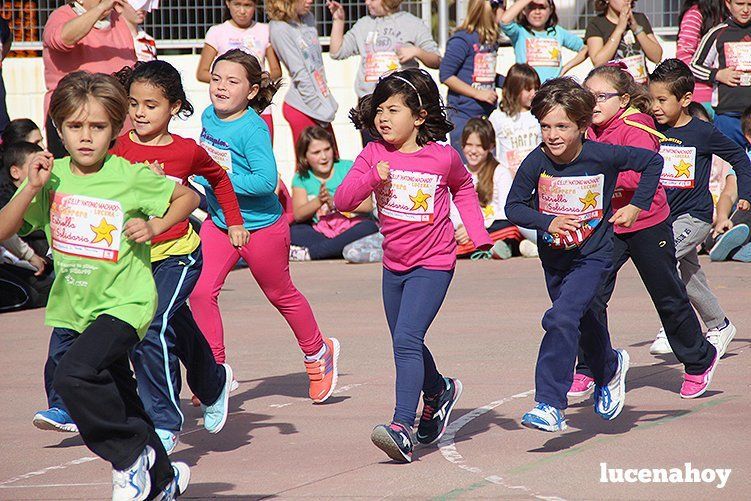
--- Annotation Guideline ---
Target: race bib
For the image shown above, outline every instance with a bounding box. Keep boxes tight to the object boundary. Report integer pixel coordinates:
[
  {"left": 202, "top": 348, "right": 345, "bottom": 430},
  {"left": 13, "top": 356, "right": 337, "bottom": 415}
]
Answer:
[
  {"left": 472, "top": 52, "right": 497, "bottom": 84},
  {"left": 724, "top": 42, "right": 751, "bottom": 86},
  {"left": 50, "top": 193, "right": 124, "bottom": 262},
  {"left": 619, "top": 54, "right": 647, "bottom": 84},
  {"left": 505, "top": 145, "right": 536, "bottom": 176},
  {"left": 376, "top": 169, "right": 439, "bottom": 223},
  {"left": 659, "top": 145, "right": 696, "bottom": 189},
  {"left": 526, "top": 38, "right": 561, "bottom": 67},
  {"left": 365, "top": 51, "right": 401, "bottom": 82},
  {"left": 538, "top": 174, "right": 604, "bottom": 249},
  {"left": 313, "top": 69, "right": 330, "bottom": 97},
  {"left": 200, "top": 140, "right": 233, "bottom": 174}
]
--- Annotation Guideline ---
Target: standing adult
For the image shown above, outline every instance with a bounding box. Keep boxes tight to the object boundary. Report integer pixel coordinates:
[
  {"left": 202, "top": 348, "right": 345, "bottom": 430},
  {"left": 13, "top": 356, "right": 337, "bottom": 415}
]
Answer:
[
  {"left": 584, "top": 0, "right": 662, "bottom": 84},
  {"left": 42, "top": 0, "right": 136, "bottom": 157}
]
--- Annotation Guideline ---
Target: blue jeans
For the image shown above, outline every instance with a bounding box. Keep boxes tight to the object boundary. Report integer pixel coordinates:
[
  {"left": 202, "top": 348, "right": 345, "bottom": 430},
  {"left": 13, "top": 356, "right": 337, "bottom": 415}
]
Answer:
[{"left": 382, "top": 267, "right": 453, "bottom": 426}]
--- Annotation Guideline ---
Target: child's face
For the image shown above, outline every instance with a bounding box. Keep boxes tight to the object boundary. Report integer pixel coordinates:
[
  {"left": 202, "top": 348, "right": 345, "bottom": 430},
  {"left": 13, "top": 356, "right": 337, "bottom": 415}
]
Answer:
[
  {"left": 296, "top": 0, "right": 313, "bottom": 17},
  {"left": 305, "top": 139, "right": 334, "bottom": 177},
  {"left": 59, "top": 97, "right": 115, "bottom": 170},
  {"left": 462, "top": 132, "right": 492, "bottom": 171},
  {"left": 129, "top": 80, "right": 181, "bottom": 140},
  {"left": 121, "top": 3, "right": 146, "bottom": 25},
  {"left": 226, "top": 0, "right": 256, "bottom": 28},
  {"left": 525, "top": 1, "right": 551, "bottom": 30},
  {"left": 539, "top": 105, "right": 585, "bottom": 162},
  {"left": 649, "top": 82, "right": 690, "bottom": 126},
  {"left": 585, "top": 75, "right": 628, "bottom": 126},
  {"left": 607, "top": 0, "right": 630, "bottom": 15},
  {"left": 366, "top": 0, "right": 388, "bottom": 17},
  {"left": 374, "top": 94, "right": 424, "bottom": 146},
  {"left": 9, "top": 153, "right": 35, "bottom": 188},
  {"left": 520, "top": 86, "right": 537, "bottom": 110},
  {"left": 726, "top": 0, "right": 751, "bottom": 25},
  {"left": 210, "top": 60, "right": 258, "bottom": 119},
  {"left": 25, "top": 128, "right": 44, "bottom": 148}
]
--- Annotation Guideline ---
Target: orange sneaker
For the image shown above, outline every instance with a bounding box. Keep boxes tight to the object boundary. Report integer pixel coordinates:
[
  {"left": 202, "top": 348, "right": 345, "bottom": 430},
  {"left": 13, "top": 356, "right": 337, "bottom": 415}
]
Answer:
[{"left": 304, "top": 337, "right": 340, "bottom": 403}]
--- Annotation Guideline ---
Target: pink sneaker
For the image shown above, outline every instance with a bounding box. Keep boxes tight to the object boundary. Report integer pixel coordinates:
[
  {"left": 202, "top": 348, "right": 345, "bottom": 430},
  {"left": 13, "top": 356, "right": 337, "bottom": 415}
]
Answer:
[
  {"left": 567, "top": 373, "right": 595, "bottom": 397},
  {"left": 680, "top": 354, "right": 719, "bottom": 399}
]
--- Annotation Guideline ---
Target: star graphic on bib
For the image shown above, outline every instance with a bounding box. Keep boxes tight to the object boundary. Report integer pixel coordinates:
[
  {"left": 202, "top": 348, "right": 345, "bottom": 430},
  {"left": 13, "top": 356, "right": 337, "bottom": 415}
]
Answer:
[
  {"left": 549, "top": 47, "right": 561, "bottom": 61},
  {"left": 482, "top": 205, "right": 495, "bottom": 219},
  {"left": 409, "top": 189, "right": 431, "bottom": 211},
  {"left": 673, "top": 160, "right": 692, "bottom": 178},
  {"left": 387, "top": 61, "right": 400, "bottom": 71},
  {"left": 90, "top": 218, "right": 117, "bottom": 246},
  {"left": 579, "top": 190, "right": 599, "bottom": 211}
]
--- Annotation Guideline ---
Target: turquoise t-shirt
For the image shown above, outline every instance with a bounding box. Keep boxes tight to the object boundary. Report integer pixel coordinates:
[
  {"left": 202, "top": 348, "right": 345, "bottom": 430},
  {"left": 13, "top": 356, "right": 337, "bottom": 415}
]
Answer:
[
  {"left": 291, "top": 160, "right": 354, "bottom": 222},
  {"left": 501, "top": 22, "right": 583, "bottom": 82},
  {"left": 20, "top": 155, "right": 175, "bottom": 337},
  {"left": 196, "top": 105, "right": 283, "bottom": 231}
]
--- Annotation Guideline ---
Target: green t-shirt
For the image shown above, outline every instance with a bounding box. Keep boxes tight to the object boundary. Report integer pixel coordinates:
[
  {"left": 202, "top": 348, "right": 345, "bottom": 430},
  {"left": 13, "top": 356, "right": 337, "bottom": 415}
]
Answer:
[
  {"left": 291, "top": 160, "right": 354, "bottom": 221},
  {"left": 20, "top": 155, "right": 175, "bottom": 338}
]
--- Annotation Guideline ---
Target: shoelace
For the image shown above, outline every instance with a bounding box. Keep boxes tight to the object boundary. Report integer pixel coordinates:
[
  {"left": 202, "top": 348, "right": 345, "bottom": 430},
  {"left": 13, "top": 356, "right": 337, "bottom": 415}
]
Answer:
[
  {"left": 421, "top": 403, "right": 436, "bottom": 420},
  {"left": 470, "top": 250, "right": 492, "bottom": 260}
]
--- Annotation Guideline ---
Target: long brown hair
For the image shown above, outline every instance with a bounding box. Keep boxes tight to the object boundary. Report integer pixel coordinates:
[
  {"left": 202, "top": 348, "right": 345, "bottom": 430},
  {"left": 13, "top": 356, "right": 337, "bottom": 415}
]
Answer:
[
  {"left": 295, "top": 126, "right": 339, "bottom": 178},
  {"left": 461, "top": 118, "right": 499, "bottom": 207},
  {"left": 585, "top": 64, "right": 652, "bottom": 113},
  {"left": 500, "top": 64, "right": 541, "bottom": 118},
  {"left": 453, "top": 0, "right": 501, "bottom": 45}
]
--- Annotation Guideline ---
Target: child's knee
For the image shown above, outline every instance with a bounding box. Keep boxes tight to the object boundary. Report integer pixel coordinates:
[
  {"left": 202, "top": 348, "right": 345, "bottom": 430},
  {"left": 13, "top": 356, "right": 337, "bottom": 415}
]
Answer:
[{"left": 53, "top": 357, "right": 91, "bottom": 397}]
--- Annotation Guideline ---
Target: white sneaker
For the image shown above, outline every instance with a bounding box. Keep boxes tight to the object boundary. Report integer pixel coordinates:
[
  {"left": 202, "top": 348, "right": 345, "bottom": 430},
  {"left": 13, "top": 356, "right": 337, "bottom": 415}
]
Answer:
[
  {"left": 519, "top": 239, "right": 538, "bottom": 257},
  {"left": 594, "top": 349, "right": 630, "bottom": 421},
  {"left": 289, "top": 245, "right": 311, "bottom": 261},
  {"left": 706, "top": 321, "right": 736, "bottom": 358},
  {"left": 112, "top": 445, "right": 155, "bottom": 501},
  {"left": 155, "top": 462, "right": 190, "bottom": 501},
  {"left": 649, "top": 327, "right": 672, "bottom": 355}
]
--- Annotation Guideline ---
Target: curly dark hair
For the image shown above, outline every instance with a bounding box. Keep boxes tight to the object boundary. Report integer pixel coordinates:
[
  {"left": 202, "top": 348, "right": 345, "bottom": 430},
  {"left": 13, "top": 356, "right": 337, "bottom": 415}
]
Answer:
[
  {"left": 115, "top": 60, "right": 194, "bottom": 119},
  {"left": 350, "top": 68, "right": 454, "bottom": 146}
]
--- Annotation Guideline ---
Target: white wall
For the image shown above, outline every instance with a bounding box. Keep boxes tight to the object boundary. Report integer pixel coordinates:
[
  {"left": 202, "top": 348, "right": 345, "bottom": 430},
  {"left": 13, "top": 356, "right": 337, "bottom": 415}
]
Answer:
[{"left": 3, "top": 40, "right": 675, "bottom": 186}]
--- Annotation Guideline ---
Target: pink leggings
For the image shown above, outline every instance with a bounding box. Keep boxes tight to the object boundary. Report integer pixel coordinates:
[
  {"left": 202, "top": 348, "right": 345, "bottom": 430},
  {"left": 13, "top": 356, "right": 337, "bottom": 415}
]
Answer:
[
  {"left": 282, "top": 102, "right": 338, "bottom": 159},
  {"left": 190, "top": 217, "right": 324, "bottom": 364}
]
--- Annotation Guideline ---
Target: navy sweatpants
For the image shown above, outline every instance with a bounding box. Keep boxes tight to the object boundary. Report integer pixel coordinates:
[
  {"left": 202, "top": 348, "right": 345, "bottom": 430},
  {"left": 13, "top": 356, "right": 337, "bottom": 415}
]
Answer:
[
  {"left": 537, "top": 255, "right": 618, "bottom": 410},
  {"left": 290, "top": 219, "right": 379, "bottom": 260},
  {"left": 382, "top": 267, "right": 452, "bottom": 427}
]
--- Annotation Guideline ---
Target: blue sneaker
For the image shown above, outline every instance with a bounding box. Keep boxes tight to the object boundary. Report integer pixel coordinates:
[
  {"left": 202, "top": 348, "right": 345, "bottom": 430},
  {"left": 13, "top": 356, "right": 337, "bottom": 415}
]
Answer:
[
  {"left": 594, "top": 349, "right": 630, "bottom": 420},
  {"left": 32, "top": 408, "right": 78, "bottom": 433},
  {"left": 155, "top": 462, "right": 190, "bottom": 501},
  {"left": 732, "top": 242, "right": 751, "bottom": 262},
  {"left": 112, "top": 445, "right": 155, "bottom": 501},
  {"left": 156, "top": 428, "right": 179, "bottom": 455},
  {"left": 521, "top": 403, "right": 567, "bottom": 432},
  {"left": 202, "top": 363, "right": 233, "bottom": 433},
  {"left": 710, "top": 224, "right": 749, "bottom": 261}
]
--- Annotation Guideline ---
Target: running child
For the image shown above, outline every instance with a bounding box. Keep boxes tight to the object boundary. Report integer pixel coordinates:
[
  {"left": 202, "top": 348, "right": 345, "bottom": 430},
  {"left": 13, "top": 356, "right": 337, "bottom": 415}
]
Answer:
[
  {"left": 649, "top": 58, "right": 751, "bottom": 358},
  {"left": 0, "top": 71, "right": 195, "bottom": 499},
  {"left": 505, "top": 77, "right": 663, "bottom": 432},
  {"left": 189, "top": 49, "right": 340, "bottom": 403},
  {"left": 570, "top": 63, "right": 718, "bottom": 401},
  {"left": 110, "top": 60, "right": 242, "bottom": 453},
  {"left": 335, "top": 68, "right": 492, "bottom": 461}
]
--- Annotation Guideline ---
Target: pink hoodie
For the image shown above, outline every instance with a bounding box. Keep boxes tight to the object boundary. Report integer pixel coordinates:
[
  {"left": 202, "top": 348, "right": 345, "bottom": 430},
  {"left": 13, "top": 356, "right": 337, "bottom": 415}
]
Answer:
[
  {"left": 587, "top": 107, "right": 670, "bottom": 234},
  {"left": 334, "top": 141, "right": 492, "bottom": 272}
]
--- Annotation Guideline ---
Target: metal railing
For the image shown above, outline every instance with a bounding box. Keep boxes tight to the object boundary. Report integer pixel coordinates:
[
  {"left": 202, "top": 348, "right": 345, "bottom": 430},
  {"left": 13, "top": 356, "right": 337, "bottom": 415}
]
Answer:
[{"left": 1, "top": 0, "right": 679, "bottom": 52}]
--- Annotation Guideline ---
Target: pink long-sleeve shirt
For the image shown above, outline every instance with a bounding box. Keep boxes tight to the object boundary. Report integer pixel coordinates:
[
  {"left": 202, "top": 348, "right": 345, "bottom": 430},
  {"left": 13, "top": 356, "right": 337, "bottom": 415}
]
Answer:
[
  {"left": 677, "top": 6, "right": 713, "bottom": 103},
  {"left": 588, "top": 107, "right": 670, "bottom": 234},
  {"left": 42, "top": 5, "right": 136, "bottom": 118},
  {"left": 334, "top": 141, "right": 492, "bottom": 271}
]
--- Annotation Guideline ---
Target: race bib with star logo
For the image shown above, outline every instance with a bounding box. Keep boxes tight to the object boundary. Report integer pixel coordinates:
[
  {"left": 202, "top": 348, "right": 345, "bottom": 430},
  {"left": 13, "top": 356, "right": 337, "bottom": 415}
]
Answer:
[
  {"left": 49, "top": 193, "right": 124, "bottom": 262},
  {"left": 538, "top": 173, "right": 604, "bottom": 250},
  {"left": 526, "top": 38, "right": 561, "bottom": 67},
  {"left": 619, "top": 54, "right": 648, "bottom": 84},
  {"left": 375, "top": 169, "right": 439, "bottom": 223},
  {"left": 659, "top": 145, "right": 696, "bottom": 189}
]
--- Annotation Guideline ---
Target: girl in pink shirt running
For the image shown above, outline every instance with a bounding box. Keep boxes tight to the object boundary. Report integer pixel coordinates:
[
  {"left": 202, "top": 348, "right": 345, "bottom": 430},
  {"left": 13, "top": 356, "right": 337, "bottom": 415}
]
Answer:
[{"left": 335, "top": 68, "right": 491, "bottom": 463}]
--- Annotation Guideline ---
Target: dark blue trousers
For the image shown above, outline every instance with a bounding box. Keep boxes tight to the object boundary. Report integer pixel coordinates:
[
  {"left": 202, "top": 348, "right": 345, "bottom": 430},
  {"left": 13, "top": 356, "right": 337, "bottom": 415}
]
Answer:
[
  {"left": 537, "top": 255, "right": 618, "bottom": 410},
  {"left": 290, "top": 219, "right": 379, "bottom": 260},
  {"left": 382, "top": 267, "right": 452, "bottom": 426}
]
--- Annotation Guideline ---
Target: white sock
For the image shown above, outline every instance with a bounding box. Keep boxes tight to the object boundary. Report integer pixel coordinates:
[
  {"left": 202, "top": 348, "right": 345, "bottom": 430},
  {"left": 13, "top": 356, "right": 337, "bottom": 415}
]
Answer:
[{"left": 305, "top": 344, "right": 327, "bottom": 362}]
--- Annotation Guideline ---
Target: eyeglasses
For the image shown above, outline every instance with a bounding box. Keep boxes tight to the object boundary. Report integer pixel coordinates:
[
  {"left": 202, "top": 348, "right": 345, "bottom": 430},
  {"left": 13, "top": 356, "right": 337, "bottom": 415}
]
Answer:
[{"left": 592, "top": 92, "right": 621, "bottom": 103}]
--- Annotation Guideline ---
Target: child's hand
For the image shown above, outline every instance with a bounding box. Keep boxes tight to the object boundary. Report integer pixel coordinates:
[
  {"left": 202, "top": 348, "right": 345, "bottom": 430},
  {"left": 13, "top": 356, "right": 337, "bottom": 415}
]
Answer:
[
  {"left": 228, "top": 225, "right": 249, "bottom": 248},
  {"left": 327, "top": 1, "right": 345, "bottom": 21},
  {"left": 376, "top": 161, "right": 390, "bottom": 181},
  {"left": 396, "top": 45, "right": 420, "bottom": 63},
  {"left": 609, "top": 204, "right": 642, "bottom": 228},
  {"left": 548, "top": 215, "right": 580, "bottom": 234},
  {"left": 738, "top": 199, "right": 751, "bottom": 211},
  {"left": 124, "top": 218, "right": 155, "bottom": 243},
  {"left": 616, "top": 5, "right": 631, "bottom": 32},
  {"left": 318, "top": 182, "right": 331, "bottom": 206},
  {"left": 717, "top": 67, "right": 742, "bottom": 87},
  {"left": 27, "top": 151, "right": 54, "bottom": 191},
  {"left": 147, "top": 161, "right": 165, "bottom": 177},
  {"left": 713, "top": 218, "right": 733, "bottom": 237},
  {"left": 29, "top": 254, "right": 47, "bottom": 276},
  {"left": 454, "top": 224, "right": 470, "bottom": 245},
  {"left": 475, "top": 89, "right": 498, "bottom": 105}
]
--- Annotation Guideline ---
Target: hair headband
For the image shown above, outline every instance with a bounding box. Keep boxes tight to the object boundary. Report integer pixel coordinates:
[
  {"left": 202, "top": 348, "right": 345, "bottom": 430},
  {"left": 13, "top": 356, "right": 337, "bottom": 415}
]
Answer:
[{"left": 391, "top": 75, "right": 423, "bottom": 108}]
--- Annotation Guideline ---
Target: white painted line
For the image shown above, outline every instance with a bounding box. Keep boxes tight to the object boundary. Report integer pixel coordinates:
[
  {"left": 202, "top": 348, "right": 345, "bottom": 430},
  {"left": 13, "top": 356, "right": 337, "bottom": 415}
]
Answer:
[
  {"left": 437, "top": 389, "right": 565, "bottom": 500},
  {"left": 0, "top": 482, "right": 109, "bottom": 489},
  {"left": 0, "top": 456, "right": 97, "bottom": 487}
]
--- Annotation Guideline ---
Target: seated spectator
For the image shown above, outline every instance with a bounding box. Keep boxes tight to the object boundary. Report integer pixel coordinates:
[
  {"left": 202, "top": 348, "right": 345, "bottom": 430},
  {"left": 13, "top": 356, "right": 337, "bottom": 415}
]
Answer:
[
  {"left": 1, "top": 118, "right": 45, "bottom": 148},
  {"left": 289, "top": 126, "right": 378, "bottom": 260}
]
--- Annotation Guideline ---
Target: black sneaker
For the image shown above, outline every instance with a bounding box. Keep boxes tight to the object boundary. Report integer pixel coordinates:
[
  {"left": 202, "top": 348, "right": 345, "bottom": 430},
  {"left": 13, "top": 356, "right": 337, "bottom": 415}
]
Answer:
[
  {"left": 416, "top": 377, "right": 463, "bottom": 445},
  {"left": 370, "top": 422, "right": 413, "bottom": 463}
]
